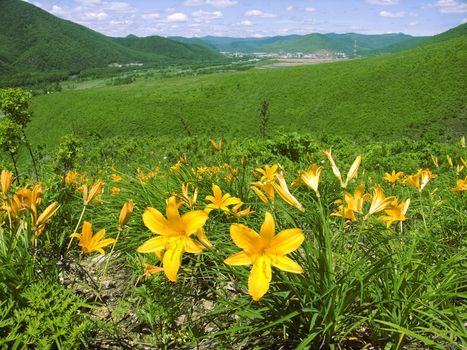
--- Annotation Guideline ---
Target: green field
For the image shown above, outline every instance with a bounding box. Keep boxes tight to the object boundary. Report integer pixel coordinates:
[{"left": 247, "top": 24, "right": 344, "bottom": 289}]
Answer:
[{"left": 29, "top": 34, "right": 467, "bottom": 151}]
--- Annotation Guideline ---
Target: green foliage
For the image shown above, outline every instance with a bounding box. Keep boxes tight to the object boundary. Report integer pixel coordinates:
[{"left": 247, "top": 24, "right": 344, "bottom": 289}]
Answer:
[
  {"left": 0, "top": 88, "right": 32, "bottom": 127},
  {"left": 0, "top": 119, "right": 22, "bottom": 156},
  {"left": 53, "top": 134, "right": 83, "bottom": 176},
  {"left": 259, "top": 99, "right": 270, "bottom": 139},
  {"left": 0, "top": 282, "right": 92, "bottom": 349}
]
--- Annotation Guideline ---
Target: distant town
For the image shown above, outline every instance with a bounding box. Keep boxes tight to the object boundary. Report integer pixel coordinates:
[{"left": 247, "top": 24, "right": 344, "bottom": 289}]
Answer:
[{"left": 224, "top": 50, "right": 349, "bottom": 60}]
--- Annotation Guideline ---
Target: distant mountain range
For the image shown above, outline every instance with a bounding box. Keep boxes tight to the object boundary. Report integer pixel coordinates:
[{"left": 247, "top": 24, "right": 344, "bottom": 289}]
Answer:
[
  {"left": 171, "top": 33, "right": 430, "bottom": 56},
  {"left": 1, "top": 0, "right": 466, "bottom": 86}
]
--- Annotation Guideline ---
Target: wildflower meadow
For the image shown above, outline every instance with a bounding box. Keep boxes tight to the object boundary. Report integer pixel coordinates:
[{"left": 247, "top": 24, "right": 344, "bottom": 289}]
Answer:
[{"left": 0, "top": 89, "right": 465, "bottom": 348}]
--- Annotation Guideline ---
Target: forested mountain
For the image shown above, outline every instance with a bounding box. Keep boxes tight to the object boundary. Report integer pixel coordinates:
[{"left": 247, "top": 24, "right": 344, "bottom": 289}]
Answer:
[{"left": 0, "top": 0, "right": 223, "bottom": 81}]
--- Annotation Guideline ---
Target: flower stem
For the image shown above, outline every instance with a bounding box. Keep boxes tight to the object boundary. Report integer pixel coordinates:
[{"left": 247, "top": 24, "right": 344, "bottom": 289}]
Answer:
[
  {"left": 99, "top": 228, "right": 122, "bottom": 291},
  {"left": 67, "top": 205, "right": 87, "bottom": 251}
]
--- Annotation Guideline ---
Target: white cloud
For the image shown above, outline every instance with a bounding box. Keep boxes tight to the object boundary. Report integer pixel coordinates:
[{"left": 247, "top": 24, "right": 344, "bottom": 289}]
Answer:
[
  {"left": 205, "top": 0, "right": 237, "bottom": 8},
  {"left": 436, "top": 0, "right": 467, "bottom": 14},
  {"left": 241, "top": 20, "right": 253, "bottom": 26},
  {"left": 184, "top": 0, "right": 237, "bottom": 7},
  {"left": 76, "top": 0, "right": 102, "bottom": 5},
  {"left": 141, "top": 13, "right": 160, "bottom": 20},
  {"left": 104, "top": 2, "right": 133, "bottom": 13},
  {"left": 305, "top": 7, "right": 317, "bottom": 12},
  {"left": 192, "top": 10, "right": 223, "bottom": 21},
  {"left": 245, "top": 10, "right": 277, "bottom": 18},
  {"left": 366, "top": 0, "right": 399, "bottom": 4},
  {"left": 286, "top": 6, "right": 294, "bottom": 11},
  {"left": 167, "top": 12, "right": 189, "bottom": 22},
  {"left": 409, "top": 21, "right": 419, "bottom": 26},
  {"left": 463, "top": 18, "right": 467, "bottom": 23},
  {"left": 379, "top": 10, "right": 406, "bottom": 17},
  {"left": 50, "top": 5, "right": 67, "bottom": 15},
  {"left": 84, "top": 11, "right": 108, "bottom": 20},
  {"left": 184, "top": 0, "right": 204, "bottom": 6}
]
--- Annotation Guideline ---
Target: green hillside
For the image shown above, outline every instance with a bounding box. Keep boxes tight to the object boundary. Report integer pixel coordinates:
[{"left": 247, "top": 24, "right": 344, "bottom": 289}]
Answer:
[
  {"left": 113, "top": 35, "right": 223, "bottom": 61},
  {"left": 27, "top": 31, "right": 467, "bottom": 150},
  {"left": 0, "top": 0, "right": 223, "bottom": 82},
  {"left": 261, "top": 32, "right": 426, "bottom": 55},
  {"left": 192, "top": 35, "right": 302, "bottom": 52}
]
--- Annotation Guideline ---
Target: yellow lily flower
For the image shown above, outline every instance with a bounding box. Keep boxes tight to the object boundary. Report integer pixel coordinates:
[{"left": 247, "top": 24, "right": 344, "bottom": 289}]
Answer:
[
  {"left": 461, "top": 135, "right": 465, "bottom": 148},
  {"left": 383, "top": 170, "right": 404, "bottom": 185},
  {"left": 323, "top": 150, "right": 361, "bottom": 189},
  {"left": 224, "top": 212, "right": 304, "bottom": 301},
  {"left": 405, "top": 169, "right": 436, "bottom": 192},
  {"left": 64, "top": 171, "right": 79, "bottom": 186},
  {"left": 111, "top": 186, "right": 121, "bottom": 196},
  {"left": 181, "top": 182, "right": 198, "bottom": 208},
  {"left": 143, "top": 263, "right": 164, "bottom": 280},
  {"left": 255, "top": 164, "right": 280, "bottom": 183},
  {"left": 378, "top": 198, "right": 410, "bottom": 228},
  {"left": 460, "top": 157, "right": 467, "bottom": 168},
  {"left": 205, "top": 184, "right": 242, "bottom": 214},
  {"left": 70, "top": 221, "right": 116, "bottom": 255},
  {"left": 331, "top": 184, "right": 369, "bottom": 221},
  {"left": 251, "top": 164, "right": 280, "bottom": 203},
  {"left": 137, "top": 196, "right": 209, "bottom": 282},
  {"left": 1, "top": 170, "right": 13, "bottom": 194},
  {"left": 300, "top": 164, "right": 322, "bottom": 197},
  {"left": 231, "top": 202, "right": 253, "bottom": 218},
  {"left": 118, "top": 199, "right": 134, "bottom": 227},
  {"left": 82, "top": 180, "right": 104, "bottom": 205},
  {"left": 2, "top": 194, "right": 22, "bottom": 221},
  {"left": 34, "top": 201, "right": 59, "bottom": 236},
  {"left": 447, "top": 155, "right": 453, "bottom": 168},
  {"left": 450, "top": 177, "right": 467, "bottom": 192},
  {"left": 272, "top": 173, "right": 305, "bottom": 212},
  {"left": 209, "top": 138, "right": 222, "bottom": 151},
  {"left": 16, "top": 183, "right": 43, "bottom": 218},
  {"left": 365, "top": 186, "right": 396, "bottom": 219},
  {"left": 111, "top": 174, "right": 123, "bottom": 182},
  {"left": 430, "top": 155, "right": 439, "bottom": 168}
]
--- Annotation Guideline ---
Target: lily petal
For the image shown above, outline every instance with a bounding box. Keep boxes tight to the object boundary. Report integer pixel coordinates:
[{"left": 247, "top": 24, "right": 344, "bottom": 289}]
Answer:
[
  {"left": 163, "top": 240, "right": 185, "bottom": 282},
  {"left": 268, "top": 228, "right": 304, "bottom": 255},
  {"left": 268, "top": 254, "right": 303, "bottom": 273},
  {"left": 182, "top": 210, "right": 209, "bottom": 235},
  {"left": 224, "top": 251, "right": 253, "bottom": 266},
  {"left": 230, "top": 224, "right": 259, "bottom": 251},
  {"left": 248, "top": 255, "right": 272, "bottom": 301},
  {"left": 143, "top": 207, "right": 176, "bottom": 235},
  {"left": 137, "top": 236, "right": 166, "bottom": 253},
  {"left": 259, "top": 212, "right": 275, "bottom": 241}
]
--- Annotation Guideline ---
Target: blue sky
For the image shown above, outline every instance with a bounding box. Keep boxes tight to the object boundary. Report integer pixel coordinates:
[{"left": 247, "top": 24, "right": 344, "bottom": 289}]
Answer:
[{"left": 26, "top": 0, "right": 467, "bottom": 37}]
